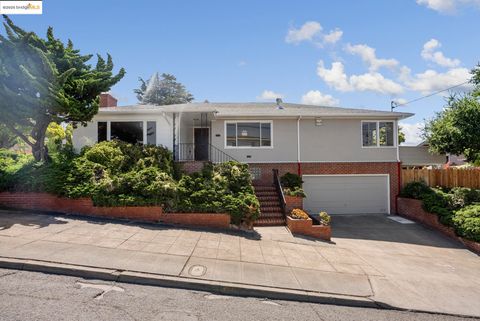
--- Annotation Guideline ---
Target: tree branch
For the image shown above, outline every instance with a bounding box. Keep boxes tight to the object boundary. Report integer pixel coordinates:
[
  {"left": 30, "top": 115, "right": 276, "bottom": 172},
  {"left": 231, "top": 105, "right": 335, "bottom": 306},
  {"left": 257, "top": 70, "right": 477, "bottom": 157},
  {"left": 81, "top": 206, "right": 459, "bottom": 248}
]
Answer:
[{"left": 2, "top": 122, "right": 34, "bottom": 147}]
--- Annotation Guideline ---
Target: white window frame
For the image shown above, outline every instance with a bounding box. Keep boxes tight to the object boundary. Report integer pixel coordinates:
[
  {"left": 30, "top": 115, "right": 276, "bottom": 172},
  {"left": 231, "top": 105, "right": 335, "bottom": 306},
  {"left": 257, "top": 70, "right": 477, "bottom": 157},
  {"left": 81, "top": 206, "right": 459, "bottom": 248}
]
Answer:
[
  {"left": 99, "top": 120, "right": 157, "bottom": 145},
  {"left": 224, "top": 120, "right": 273, "bottom": 149},
  {"left": 360, "top": 120, "right": 396, "bottom": 148}
]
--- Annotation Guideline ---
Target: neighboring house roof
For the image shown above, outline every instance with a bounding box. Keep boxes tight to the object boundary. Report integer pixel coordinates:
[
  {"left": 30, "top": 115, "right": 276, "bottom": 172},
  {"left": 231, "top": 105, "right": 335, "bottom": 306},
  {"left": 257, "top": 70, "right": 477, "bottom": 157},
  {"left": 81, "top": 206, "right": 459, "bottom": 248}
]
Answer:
[{"left": 99, "top": 102, "right": 413, "bottom": 119}]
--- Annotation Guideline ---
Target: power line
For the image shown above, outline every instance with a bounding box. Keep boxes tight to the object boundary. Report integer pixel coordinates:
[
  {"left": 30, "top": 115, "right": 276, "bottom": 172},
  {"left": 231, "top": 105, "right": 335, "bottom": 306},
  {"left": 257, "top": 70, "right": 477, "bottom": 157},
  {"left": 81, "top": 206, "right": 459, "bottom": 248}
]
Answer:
[{"left": 391, "top": 80, "right": 471, "bottom": 111}]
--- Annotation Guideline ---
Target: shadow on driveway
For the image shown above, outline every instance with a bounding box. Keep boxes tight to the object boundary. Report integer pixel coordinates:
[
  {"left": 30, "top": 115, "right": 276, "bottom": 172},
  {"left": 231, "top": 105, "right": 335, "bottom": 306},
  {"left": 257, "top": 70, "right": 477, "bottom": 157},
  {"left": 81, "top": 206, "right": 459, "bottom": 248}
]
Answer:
[{"left": 331, "top": 214, "right": 463, "bottom": 249}]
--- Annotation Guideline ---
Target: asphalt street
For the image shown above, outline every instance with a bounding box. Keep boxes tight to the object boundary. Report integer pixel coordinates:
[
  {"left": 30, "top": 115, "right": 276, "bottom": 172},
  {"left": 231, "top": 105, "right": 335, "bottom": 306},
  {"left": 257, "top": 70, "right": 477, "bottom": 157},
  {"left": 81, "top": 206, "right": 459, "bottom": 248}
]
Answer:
[{"left": 0, "top": 268, "right": 475, "bottom": 321}]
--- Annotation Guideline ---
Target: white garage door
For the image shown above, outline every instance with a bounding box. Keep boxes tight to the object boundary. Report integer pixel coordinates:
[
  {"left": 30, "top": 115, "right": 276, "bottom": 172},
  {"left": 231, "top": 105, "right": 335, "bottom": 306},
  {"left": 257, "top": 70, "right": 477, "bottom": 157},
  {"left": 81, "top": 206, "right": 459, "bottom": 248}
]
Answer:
[{"left": 303, "top": 175, "right": 389, "bottom": 215}]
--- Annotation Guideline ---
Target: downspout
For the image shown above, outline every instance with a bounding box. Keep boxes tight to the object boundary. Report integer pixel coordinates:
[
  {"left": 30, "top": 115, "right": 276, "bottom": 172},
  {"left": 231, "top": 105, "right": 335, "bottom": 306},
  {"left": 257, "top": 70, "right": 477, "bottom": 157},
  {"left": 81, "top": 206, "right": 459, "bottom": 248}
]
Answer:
[
  {"left": 172, "top": 113, "right": 176, "bottom": 160},
  {"left": 395, "top": 120, "right": 401, "bottom": 215},
  {"left": 297, "top": 116, "right": 302, "bottom": 176}
]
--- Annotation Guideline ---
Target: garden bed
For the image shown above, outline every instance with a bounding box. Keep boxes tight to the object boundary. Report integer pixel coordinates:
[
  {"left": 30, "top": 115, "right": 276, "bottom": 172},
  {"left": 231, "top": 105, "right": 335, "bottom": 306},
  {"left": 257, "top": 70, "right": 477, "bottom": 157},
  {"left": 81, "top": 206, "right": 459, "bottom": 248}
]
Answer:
[
  {"left": 286, "top": 213, "right": 331, "bottom": 241},
  {"left": 0, "top": 192, "right": 231, "bottom": 229},
  {"left": 398, "top": 197, "right": 480, "bottom": 255}
]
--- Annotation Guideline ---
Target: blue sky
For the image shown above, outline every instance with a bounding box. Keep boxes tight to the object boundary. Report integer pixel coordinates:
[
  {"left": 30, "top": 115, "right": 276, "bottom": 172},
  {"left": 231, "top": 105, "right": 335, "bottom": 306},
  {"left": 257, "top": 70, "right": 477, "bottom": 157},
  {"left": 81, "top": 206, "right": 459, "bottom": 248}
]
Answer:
[{"left": 9, "top": 0, "right": 480, "bottom": 144}]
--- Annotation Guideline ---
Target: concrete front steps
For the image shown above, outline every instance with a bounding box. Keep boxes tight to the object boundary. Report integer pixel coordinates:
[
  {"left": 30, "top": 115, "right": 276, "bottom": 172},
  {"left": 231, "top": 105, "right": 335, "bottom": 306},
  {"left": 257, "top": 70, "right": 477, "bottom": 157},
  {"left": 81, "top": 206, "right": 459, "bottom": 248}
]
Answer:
[{"left": 254, "top": 185, "right": 285, "bottom": 226}]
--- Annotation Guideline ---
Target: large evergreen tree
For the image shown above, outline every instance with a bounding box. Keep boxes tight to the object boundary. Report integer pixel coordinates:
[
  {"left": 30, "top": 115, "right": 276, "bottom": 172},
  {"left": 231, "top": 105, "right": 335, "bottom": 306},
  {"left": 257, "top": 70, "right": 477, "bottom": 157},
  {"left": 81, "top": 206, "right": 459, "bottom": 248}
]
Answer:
[
  {"left": 0, "top": 15, "right": 125, "bottom": 161},
  {"left": 134, "top": 72, "right": 193, "bottom": 105}
]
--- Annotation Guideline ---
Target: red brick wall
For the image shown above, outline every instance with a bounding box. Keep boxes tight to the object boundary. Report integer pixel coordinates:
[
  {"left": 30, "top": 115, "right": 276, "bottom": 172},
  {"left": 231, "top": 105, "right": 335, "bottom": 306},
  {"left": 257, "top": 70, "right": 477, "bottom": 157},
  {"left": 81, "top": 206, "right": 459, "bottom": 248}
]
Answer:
[
  {"left": 0, "top": 192, "right": 231, "bottom": 229},
  {"left": 249, "top": 162, "right": 399, "bottom": 214},
  {"left": 286, "top": 216, "right": 331, "bottom": 241},
  {"left": 179, "top": 161, "right": 208, "bottom": 174},
  {"left": 398, "top": 197, "right": 480, "bottom": 255},
  {"left": 160, "top": 213, "right": 230, "bottom": 229},
  {"left": 285, "top": 195, "right": 303, "bottom": 213}
]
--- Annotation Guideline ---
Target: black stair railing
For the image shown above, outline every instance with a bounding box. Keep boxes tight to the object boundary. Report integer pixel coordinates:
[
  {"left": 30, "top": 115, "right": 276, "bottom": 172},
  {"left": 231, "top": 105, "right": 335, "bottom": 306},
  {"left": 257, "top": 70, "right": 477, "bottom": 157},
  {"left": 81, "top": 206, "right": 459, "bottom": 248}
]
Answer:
[
  {"left": 174, "top": 143, "right": 238, "bottom": 163},
  {"left": 272, "top": 169, "right": 287, "bottom": 217}
]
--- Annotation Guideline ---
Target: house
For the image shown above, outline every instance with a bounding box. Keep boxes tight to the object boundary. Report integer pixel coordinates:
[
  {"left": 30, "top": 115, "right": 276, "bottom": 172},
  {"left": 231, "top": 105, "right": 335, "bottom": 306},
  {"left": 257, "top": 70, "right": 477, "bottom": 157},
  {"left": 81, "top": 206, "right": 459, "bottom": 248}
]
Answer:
[
  {"left": 399, "top": 141, "right": 447, "bottom": 168},
  {"left": 73, "top": 93, "right": 443, "bottom": 219}
]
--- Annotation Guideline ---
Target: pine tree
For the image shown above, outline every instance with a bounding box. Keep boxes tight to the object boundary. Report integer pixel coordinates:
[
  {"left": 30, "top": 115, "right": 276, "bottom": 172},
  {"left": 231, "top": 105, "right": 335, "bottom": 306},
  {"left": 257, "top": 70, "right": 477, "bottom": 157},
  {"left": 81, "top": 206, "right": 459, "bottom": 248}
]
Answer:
[
  {"left": 0, "top": 15, "right": 125, "bottom": 161},
  {"left": 134, "top": 72, "right": 194, "bottom": 105}
]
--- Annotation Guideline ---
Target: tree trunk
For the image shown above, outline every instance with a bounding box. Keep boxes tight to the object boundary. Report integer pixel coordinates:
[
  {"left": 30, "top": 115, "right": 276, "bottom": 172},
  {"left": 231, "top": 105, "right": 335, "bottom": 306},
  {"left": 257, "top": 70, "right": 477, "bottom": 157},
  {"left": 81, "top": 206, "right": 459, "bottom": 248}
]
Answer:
[{"left": 31, "top": 119, "right": 50, "bottom": 162}]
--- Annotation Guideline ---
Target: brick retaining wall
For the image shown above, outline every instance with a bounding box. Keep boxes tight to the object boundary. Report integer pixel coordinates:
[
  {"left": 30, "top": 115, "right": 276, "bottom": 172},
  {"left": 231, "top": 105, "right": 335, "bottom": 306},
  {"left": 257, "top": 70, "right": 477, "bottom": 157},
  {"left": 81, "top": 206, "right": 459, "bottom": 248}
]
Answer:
[
  {"left": 0, "top": 192, "right": 231, "bottom": 229},
  {"left": 397, "top": 197, "right": 480, "bottom": 255}
]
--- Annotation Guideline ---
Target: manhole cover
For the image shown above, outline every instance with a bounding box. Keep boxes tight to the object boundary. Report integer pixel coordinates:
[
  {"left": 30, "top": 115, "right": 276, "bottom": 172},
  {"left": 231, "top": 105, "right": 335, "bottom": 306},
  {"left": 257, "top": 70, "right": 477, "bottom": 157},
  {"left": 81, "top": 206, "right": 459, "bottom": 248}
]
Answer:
[{"left": 188, "top": 264, "right": 207, "bottom": 277}]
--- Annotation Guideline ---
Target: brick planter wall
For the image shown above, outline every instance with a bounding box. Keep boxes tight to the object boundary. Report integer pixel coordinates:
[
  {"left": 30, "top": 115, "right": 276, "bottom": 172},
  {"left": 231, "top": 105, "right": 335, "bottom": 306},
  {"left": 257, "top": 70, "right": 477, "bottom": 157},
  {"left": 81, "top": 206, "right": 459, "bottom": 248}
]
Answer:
[
  {"left": 249, "top": 162, "right": 399, "bottom": 214},
  {"left": 286, "top": 216, "right": 331, "bottom": 241},
  {"left": 0, "top": 192, "right": 231, "bottom": 229},
  {"left": 160, "top": 212, "right": 230, "bottom": 229},
  {"left": 398, "top": 197, "right": 480, "bottom": 255},
  {"left": 285, "top": 195, "right": 303, "bottom": 213},
  {"left": 179, "top": 161, "right": 209, "bottom": 174}
]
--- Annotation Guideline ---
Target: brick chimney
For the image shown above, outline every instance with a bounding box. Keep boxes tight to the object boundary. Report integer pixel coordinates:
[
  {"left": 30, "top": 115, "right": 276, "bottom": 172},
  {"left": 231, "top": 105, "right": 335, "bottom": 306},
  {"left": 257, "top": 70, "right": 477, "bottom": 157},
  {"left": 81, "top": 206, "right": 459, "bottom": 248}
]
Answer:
[{"left": 99, "top": 93, "right": 118, "bottom": 107}]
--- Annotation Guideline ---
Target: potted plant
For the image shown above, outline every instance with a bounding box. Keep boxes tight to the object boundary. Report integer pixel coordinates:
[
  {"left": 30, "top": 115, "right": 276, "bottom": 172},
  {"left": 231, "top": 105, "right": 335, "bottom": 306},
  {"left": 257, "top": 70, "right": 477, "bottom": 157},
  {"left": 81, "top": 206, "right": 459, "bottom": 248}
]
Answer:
[
  {"left": 280, "top": 172, "right": 306, "bottom": 211},
  {"left": 286, "top": 208, "right": 331, "bottom": 241}
]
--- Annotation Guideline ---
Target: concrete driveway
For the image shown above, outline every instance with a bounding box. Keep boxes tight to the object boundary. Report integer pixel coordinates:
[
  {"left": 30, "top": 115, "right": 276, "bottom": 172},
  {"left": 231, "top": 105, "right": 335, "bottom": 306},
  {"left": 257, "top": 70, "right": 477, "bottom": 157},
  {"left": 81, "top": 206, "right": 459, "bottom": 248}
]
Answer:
[
  {"left": 330, "top": 214, "right": 480, "bottom": 316},
  {"left": 0, "top": 209, "right": 479, "bottom": 317}
]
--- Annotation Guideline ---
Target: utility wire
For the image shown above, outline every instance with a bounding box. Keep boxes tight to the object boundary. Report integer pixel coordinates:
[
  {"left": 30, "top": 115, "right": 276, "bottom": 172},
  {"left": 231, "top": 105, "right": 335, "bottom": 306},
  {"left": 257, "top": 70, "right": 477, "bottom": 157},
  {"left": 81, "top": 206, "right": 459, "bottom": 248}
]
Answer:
[{"left": 391, "top": 80, "right": 470, "bottom": 111}]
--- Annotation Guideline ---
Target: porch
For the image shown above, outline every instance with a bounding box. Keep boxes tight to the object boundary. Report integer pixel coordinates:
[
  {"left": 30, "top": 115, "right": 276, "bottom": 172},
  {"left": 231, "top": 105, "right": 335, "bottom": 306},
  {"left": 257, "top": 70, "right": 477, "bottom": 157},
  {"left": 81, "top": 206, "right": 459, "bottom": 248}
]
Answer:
[{"left": 172, "top": 111, "right": 236, "bottom": 163}]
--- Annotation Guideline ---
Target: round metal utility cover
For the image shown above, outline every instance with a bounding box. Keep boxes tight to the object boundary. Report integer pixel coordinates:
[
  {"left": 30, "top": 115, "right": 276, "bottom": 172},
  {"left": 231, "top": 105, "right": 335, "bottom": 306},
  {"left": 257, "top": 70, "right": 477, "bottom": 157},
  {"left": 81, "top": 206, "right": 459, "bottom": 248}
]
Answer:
[{"left": 188, "top": 265, "right": 207, "bottom": 277}]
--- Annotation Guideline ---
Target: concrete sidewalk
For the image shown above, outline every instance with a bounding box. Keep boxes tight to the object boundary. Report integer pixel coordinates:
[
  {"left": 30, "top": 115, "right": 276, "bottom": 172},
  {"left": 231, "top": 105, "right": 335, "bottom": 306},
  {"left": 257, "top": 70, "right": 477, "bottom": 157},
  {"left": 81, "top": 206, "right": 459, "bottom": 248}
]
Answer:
[{"left": 0, "top": 209, "right": 479, "bottom": 317}]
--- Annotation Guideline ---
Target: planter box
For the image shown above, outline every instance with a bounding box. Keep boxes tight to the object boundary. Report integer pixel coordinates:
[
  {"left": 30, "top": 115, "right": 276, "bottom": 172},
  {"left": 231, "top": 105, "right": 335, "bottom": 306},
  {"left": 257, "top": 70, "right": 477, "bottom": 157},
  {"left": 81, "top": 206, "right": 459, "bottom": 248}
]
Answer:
[
  {"left": 286, "top": 216, "right": 331, "bottom": 241},
  {"left": 285, "top": 195, "right": 303, "bottom": 213},
  {"left": 0, "top": 192, "right": 231, "bottom": 229},
  {"left": 397, "top": 197, "right": 480, "bottom": 255}
]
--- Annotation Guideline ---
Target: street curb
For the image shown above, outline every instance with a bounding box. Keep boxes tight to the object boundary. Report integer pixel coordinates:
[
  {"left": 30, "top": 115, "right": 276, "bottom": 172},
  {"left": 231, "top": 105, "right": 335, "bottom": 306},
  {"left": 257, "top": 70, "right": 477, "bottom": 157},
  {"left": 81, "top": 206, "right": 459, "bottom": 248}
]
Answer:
[
  {"left": 2, "top": 256, "right": 479, "bottom": 319},
  {"left": 0, "top": 257, "right": 378, "bottom": 308}
]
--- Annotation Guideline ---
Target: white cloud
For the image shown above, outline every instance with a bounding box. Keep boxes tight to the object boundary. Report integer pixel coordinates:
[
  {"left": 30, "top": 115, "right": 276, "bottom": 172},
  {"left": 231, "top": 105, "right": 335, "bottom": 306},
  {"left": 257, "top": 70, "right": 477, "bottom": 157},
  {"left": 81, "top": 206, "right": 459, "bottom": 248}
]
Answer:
[
  {"left": 301, "top": 90, "right": 340, "bottom": 106},
  {"left": 323, "top": 29, "right": 343, "bottom": 44},
  {"left": 316, "top": 61, "right": 352, "bottom": 91},
  {"left": 393, "top": 98, "right": 408, "bottom": 105},
  {"left": 403, "top": 67, "right": 471, "bottom": 94},
  {"left": 317, "top": 60, "right": 404, "bottom": 95},
  {"left": 421, "top": 39, "right": 460, "bottom": 68},
  {"left": 285, "top": 21, "right": 322, "bottom": 44},
  {"left": 285, "top": 21, "right": 342, "bottom": 46},
  {"left": 258, "top": 90, "right": 284, "bottom": 100},
  {"left": 238, "top": 60, "right": 247, "bottom": 67},
  {"left": 399, "top": 122, "right": 425, "bottom": 146},
  {"left": 345, "top": 43, "right": 399, "bottom": 71},
  {"left": 417, "top": 0, "right": 480, "bottom": 13}
]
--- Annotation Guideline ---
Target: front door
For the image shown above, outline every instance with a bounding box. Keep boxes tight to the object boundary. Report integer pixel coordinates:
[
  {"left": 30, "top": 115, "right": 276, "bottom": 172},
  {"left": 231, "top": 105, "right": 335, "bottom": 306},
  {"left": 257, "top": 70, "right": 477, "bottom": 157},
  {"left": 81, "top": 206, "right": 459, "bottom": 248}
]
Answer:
[{"left": 194, "top": 128, "right": 209, "bottom": 161}]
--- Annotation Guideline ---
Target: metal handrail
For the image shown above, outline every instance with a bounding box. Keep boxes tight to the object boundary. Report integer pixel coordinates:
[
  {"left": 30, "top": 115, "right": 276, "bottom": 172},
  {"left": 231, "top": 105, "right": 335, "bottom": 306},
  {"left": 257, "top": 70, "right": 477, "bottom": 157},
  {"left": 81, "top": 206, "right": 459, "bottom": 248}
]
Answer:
[
  {"left": 272, "top": 169, "right": 287, "bottom": 216},
  {"left": 174, "top": 143, "right": 238, "bottom": 163}
]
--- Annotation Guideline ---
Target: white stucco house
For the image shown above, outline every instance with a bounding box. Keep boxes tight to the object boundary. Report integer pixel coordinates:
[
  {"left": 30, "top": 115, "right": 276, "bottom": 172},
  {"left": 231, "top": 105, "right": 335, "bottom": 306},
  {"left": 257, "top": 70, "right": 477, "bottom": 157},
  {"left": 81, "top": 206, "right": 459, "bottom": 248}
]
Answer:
[{"left": 73, "top": 94, "right": 445, "bottom": 219}]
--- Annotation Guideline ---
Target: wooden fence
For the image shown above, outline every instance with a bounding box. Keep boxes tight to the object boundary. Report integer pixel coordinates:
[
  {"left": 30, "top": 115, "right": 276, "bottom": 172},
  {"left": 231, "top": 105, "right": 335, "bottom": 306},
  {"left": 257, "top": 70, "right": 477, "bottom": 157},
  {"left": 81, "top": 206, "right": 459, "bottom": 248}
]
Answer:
[{"left": 401, "top": 168, "right": 480, "bottom": 189}]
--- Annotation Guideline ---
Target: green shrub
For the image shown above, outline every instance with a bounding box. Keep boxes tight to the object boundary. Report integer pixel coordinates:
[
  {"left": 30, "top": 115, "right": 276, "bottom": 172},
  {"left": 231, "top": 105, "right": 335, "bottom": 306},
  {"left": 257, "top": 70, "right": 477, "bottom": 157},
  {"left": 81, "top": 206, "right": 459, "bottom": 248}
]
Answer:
[
  {"left": 453, "top": 205, "right": 480, "bottom": 242},
  {"left": 213, "top": 161, "right": 254, "bottom": 194},
  {"left": 400, "top": 181, "right": 432, "bottom": 199},
  {"left": 280, "top": 172, "right": 303, "bottom": 189},
  {"left": 319, "top": 211, "right": 331, "bottom": 226},
  {"left": 0, "top": 145, "right": 259, "bottom": 226},
  {"left": 0, "top": 149, "right": 33, "bottom": 190},
  {"left": 64, "top": 158, "right": 109, "bottom": 198},
  {"left": 283, "top": 187, "right": 306, "bottom": 198},
  {"left": 450, "top": 187, "right": 480, "bottom": 209},
  {"left": 174, "top": 161, "right": 260, "bottom": 225}
]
